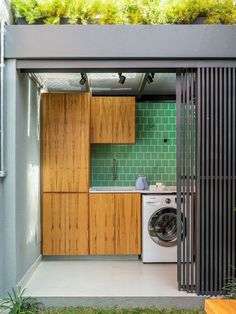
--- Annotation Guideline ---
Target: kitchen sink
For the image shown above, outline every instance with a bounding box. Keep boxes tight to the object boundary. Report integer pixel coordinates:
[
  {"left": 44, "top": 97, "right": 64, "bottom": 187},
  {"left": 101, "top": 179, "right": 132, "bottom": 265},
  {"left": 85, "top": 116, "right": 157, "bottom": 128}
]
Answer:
[{"left": 90, "top": 186, "right": 136, "bottom": 192}]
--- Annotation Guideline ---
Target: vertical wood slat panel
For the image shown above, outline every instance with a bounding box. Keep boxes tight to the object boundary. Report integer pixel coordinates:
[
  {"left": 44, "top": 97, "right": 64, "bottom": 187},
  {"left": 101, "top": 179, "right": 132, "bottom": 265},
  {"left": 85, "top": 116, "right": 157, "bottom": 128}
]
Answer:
[
  {"left": 232, "top": 69, "right": 236, "bottom": 278},
  {"left": 205, "top": 68, "right": 209, "bottom": 294},
  {"left": 178, "top": 67, "right": 236, "bottom": 295},
  {"left": 227, "top": 68, "right": 232, "bottom": 287},
  {"left": 176, "top": 70, "right": 182, "bottom": 290},
  {"left": 196, "top": 68, "right": 201, "bottom": 295},
  {"left": 214, "top": 68, "right": 219, "bottom": 294},
  {"left": 177, "top": 69, "right": 196, "bottom": 293},
  {"left": 211, "top": 68, "right": 214, "bottom": 293},
  {"left": 195, "top": 67, "right": 236, "bottom": 295},
  {"left": 201, "top": 68, "right": 205, "bottom": 294},
  {"left": 218, "top": 68, "right": 223, "bottom": 293}
]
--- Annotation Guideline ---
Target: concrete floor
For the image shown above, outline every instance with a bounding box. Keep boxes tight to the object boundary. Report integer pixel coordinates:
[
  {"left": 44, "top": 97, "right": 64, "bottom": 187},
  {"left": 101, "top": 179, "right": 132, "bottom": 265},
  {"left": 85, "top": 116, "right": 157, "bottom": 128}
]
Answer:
[{"left": 24, "top": 260, "right": 194, "bottom": 297}]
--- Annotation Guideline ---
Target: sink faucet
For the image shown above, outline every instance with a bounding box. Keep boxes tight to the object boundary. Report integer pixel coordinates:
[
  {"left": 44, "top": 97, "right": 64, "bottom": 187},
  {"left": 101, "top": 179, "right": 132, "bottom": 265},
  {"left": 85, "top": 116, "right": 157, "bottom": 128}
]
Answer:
[{"left": 112, "top": 158, "right": 117, "bottom": 181}]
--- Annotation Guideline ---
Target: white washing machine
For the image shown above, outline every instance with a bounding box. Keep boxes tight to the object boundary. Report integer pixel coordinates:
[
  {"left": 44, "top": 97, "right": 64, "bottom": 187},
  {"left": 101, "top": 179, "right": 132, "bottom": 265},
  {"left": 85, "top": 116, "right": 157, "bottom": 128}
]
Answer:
[{"left": 142, "top": 194, "right": 178, "bottom": 263}]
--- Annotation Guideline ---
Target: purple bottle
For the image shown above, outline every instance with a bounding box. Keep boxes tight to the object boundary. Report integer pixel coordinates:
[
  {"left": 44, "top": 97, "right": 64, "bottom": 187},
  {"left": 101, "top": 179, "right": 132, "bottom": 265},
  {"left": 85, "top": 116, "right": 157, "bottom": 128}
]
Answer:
[{"left": 136, "top": 175, "right": 148, "bottom": 190}]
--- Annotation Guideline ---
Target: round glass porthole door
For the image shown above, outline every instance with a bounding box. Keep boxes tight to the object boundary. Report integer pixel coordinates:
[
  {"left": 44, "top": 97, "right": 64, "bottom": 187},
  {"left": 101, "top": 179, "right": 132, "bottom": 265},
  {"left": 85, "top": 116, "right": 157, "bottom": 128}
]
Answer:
[{"left": 148, "top": 207, "right": 177, "bottom": 247}]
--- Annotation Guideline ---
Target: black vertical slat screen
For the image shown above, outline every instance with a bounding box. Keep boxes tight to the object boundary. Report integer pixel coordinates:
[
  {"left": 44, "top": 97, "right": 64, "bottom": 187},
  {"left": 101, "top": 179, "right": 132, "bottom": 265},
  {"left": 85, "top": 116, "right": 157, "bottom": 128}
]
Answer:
[
  {"left": 177, "top": 68, "right": 236, "bottom": 296},
  {"left": 176, "top": 69, "right": 196, "bottom": 293}
]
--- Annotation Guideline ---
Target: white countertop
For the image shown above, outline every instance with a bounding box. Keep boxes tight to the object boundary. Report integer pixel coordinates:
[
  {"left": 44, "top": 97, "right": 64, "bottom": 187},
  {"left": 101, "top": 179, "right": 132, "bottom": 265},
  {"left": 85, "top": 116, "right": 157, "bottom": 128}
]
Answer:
[{"left": 89, "top": 186, "right": 176, "bottom": 194}]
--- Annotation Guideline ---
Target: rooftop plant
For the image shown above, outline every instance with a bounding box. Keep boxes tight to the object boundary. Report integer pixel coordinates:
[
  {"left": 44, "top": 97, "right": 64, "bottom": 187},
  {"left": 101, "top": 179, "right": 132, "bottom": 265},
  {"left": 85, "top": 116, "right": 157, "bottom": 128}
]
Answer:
[{"left": 11, "top": 0, "right": 236, "bottom": 24}]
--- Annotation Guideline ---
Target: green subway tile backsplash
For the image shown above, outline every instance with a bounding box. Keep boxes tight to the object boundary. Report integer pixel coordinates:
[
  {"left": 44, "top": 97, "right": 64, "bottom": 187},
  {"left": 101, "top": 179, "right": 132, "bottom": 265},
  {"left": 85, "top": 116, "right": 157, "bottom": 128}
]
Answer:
[{"left": 91, "top": 102, "right": 176, "bottom": 187}]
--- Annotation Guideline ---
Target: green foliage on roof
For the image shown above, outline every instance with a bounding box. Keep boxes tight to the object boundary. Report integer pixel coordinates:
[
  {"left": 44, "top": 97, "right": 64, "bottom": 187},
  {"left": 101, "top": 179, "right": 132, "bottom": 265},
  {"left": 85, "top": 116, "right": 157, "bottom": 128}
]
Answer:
[{"left": 11, "top": 0, "right": 236, "bottom": 25}]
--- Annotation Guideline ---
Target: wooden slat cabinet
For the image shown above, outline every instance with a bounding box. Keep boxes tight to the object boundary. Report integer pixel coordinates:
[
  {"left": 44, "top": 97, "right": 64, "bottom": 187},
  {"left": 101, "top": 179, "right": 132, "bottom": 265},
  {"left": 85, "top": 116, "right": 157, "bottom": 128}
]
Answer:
[
  {"left": 91, "top": 96, "right": 135, "bottom": 144},
  {"left": 42, "top": 193, "right": 89, "bottom": 256},
  {"left": 42, "top": 93, "right": 90, "bottom": 192},
  {"left": 89, "top": 194, "right": 115, "bottom": 255},
  {"left": 89, "top": 193, "right": 141, "bottom": 255},
  {"left": 115, "top": 194, "right": 141, "bottom": 255}
]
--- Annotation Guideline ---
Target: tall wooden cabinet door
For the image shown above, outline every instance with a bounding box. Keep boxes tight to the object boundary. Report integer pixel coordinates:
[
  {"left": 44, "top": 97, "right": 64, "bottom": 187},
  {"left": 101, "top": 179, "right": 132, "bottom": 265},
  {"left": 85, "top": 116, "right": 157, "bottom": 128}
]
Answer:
[
  {"left": 115, "top": 193, "right": 141, "bottom": 255},
  {"left": 66, "top": 193, "right": 89, "bottom": 255},
  {"left": 113, "top": 97, "right": 135, "bottom": 144},
  {"left": 42, "top": 93, "right": 90, "bottom": 192},
  {"left": 89, "top": 194, "right": 115, "bottom": 255},
  {"left": 91, "top": 97, "right": 113, "bottom": 143},
  {"left": 65, "top": 93, "right": 90, "bottom": 192},
  {"left": 42, "top": 93, "right": 66, "bottom": 192},
  {"left": 42, "top": 193, "right": 66, "bottom": 255}
]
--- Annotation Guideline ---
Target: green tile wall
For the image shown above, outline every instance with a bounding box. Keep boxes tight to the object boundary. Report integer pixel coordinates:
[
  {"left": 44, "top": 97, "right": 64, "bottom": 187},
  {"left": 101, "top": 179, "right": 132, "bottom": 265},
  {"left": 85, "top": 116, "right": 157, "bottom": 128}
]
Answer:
[{"left": 91, "top": 102, "right": 176, "bottom": 187}]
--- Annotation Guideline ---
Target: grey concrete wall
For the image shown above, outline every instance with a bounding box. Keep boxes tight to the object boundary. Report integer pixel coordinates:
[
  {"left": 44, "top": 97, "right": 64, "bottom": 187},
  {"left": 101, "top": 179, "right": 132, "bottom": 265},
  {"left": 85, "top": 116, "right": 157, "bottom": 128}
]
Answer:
[
  {"left": 15, "top": 70, "right": 41, "bottom": 283},
  {"left": 0, "top": 60, "right": 17, "bottom": 296},
  {"left": 0, "top": 60, "right": 41, "bottom": 297},
  {"left": 5, "top": 25, "right": 236, "bottom": 60}
]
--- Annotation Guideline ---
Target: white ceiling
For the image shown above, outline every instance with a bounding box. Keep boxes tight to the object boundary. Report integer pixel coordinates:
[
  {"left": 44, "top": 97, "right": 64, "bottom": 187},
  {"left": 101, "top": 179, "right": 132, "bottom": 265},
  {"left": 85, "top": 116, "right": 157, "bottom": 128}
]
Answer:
[{"left": 36, "top": 72, "right": 176, "bottom": 96}]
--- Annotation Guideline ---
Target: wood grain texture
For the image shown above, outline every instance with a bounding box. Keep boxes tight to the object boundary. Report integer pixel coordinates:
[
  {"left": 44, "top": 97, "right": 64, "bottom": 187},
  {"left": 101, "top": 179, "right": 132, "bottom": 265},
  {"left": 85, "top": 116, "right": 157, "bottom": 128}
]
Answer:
[
  {"left": 65, "top": 193, "right": 89, "bottom": 255},
  {"left": 89, "top": 193, "right": 115, "bottom": 255},
  {"left": 91, "top": 96, "right": 135, "bottom": 144},
  {"left": 42, "top": 193, "right": 66, "bottom": 255},
  {"left": 113, "top": 97, "right": 135, "bottom": 144},
  {"left": 42, "top": 93, "right": 90, "bottom": 192},
  {"left": 42, "top": 93, "right": 66, "bottom": 192},
  {"left": 205, "top": 300, "right": 236, "bottom": 314},
  {"left": 91, "top": 97, "right": 113, "bottom": 143},
  {"left": 115, "top": 193, "right": 141, "bottom": 255}
]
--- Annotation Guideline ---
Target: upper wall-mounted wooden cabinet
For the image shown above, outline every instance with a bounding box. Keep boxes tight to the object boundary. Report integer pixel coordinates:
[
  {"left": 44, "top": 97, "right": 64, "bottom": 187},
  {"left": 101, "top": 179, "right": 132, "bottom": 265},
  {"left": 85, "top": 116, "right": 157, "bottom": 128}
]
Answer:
[
  {"left": 91, "top": 96, "right": 135, "bottom": 144},
  {"left": 42, "top": 93, "right": 90, "bottom": 192}
]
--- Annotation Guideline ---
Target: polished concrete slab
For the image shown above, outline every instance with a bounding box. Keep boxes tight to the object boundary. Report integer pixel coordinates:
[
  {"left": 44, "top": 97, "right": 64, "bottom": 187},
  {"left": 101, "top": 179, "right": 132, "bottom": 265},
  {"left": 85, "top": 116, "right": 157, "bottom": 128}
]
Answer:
[
  {"left": 23, "top": 260, "right": 206, "bottom": 309},
  {"left": 24, "top": 260, "right": 193, "bottom": 297}
]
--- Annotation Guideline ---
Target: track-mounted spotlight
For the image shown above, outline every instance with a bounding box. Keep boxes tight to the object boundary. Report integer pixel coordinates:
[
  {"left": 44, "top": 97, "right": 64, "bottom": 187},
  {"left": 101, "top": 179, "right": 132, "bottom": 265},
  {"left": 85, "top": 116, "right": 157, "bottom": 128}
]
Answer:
[
  {"left": 146, "top": 73, "right": 155, "bottom": 84},
  {"left": 118, "top": 73, "right": 126, "bottom": 84},
  {"left": 80, "top": 73, "right": 87, "bottom": 85}
]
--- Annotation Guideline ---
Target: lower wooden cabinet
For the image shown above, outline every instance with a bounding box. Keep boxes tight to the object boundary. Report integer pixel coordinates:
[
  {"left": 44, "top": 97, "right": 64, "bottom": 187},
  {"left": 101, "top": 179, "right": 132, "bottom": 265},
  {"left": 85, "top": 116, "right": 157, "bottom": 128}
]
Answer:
[
  {"left": 42, "top": 192, "right": 141, "bottom": 256},
  {"left": 89, "top": 193, "right": 141, "bottom": 255},
  {"left": 115, "top": 194, "right": 141, "bottom": 255},
  {"left": 42, "top": 193, "right": 89, "bottom": 255},
  {"left": 89, "top": 194, "right": 115, "bottom": 255}
]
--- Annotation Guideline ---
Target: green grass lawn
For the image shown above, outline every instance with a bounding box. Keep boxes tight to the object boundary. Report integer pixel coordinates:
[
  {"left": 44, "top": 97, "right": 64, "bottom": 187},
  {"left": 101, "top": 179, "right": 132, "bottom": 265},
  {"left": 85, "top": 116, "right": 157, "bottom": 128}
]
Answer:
[{"left": 40, "top": 308, "right": 205, "bottom": 314}]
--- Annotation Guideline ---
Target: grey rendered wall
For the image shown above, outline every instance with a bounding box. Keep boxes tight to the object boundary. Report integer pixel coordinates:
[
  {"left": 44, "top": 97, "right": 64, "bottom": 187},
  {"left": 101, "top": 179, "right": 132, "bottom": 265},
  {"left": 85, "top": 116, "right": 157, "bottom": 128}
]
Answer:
[
  {"left": 15, "top": 68, "right": 41, "bottom": 283},
  {"left": 0, "top": 60, "right": 17, "bottom": 296},
  {"left": 0, "top": 60, "right": 41, "bottom": 297}
]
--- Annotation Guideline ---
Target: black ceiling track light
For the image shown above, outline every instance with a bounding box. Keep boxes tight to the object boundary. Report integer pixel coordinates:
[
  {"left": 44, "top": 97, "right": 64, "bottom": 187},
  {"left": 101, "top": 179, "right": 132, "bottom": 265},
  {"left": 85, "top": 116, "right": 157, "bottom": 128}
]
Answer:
[
  {"left": 118, "top": 73, "right": 126, "bottom": 84},
  {"left": 80, "top": 73, "right": 87, "bottom": 85},
  {"left": 146, "top": 73, "right": 155, "bottom": 84}
]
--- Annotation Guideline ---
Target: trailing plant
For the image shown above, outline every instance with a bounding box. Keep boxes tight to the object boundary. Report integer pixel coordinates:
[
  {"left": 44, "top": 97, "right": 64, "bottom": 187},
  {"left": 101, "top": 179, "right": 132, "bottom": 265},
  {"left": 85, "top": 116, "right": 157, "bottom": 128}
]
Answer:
[
  {"left": 98, "top": 0, "right": 125, "bottom": 24},
  {"left": 37, "top": 0, "right": 68, "bottom": 24},
  {"left": 0, "top": 286, "right": 44, "bottom": 314},
  {"left": 11, "top": 0, "right": 41, "bottom": 24},
  {"left": 142, "top": 0, "right": 160, "bottom": 24},
  {"left": 206, "top": 0, "right": 236, "bottom": 24},
  {"left": 10, "top": 0, "right": 236, "bottom": 24},
  {"left": 63, "top": 0, "right": 91, "bottom": 24},
  {"left": 158, "top": 0, "right": 205, "bottom": 24}
]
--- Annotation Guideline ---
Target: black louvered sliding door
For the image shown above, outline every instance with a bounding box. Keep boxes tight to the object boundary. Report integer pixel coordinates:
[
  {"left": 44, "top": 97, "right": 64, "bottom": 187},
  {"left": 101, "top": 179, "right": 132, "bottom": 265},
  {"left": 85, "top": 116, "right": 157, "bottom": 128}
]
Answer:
[
  {"left": 176, "top": 69, "right": 197, "bottom": 293},
  {"left": 176, "top": 68, "right": 236, "bottom": 296}
]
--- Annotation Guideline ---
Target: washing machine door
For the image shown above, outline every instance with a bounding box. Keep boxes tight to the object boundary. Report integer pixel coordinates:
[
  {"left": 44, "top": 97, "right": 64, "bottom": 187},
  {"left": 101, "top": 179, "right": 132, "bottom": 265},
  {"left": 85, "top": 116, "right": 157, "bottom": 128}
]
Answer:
[{"left": 148, "top": 207, "right": 177, "bottom": 247}]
